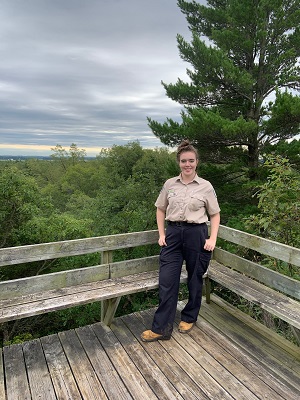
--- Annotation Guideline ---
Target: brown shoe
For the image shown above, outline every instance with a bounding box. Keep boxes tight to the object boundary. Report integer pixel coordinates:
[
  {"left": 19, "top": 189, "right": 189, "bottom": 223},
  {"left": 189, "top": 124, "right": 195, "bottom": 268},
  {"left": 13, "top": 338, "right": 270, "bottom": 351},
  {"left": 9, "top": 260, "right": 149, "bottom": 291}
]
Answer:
[
  {"left": 178, "top": 321, "right": 194, "bottom": 333},
  {"left": 141, "top": 330, "right": 171, "bottom": 342}
]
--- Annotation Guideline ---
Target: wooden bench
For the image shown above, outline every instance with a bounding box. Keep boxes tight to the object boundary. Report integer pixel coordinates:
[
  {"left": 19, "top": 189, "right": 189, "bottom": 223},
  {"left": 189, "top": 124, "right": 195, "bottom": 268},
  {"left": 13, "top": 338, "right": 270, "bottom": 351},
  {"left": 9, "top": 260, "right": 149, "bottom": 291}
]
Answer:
[
  {"left": 206, "top": 226, "right": 300, "bottom": 344},
  {"left": 0, "top": 231, "right": 191, "bottom": 327}
]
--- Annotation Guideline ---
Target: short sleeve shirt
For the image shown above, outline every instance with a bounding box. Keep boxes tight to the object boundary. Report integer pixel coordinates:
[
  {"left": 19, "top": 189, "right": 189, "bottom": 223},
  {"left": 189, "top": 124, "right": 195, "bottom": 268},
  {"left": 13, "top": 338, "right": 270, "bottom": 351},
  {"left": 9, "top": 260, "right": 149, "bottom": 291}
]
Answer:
[{"left": 155, "top": 174, "right": 220, "bottom": 224}]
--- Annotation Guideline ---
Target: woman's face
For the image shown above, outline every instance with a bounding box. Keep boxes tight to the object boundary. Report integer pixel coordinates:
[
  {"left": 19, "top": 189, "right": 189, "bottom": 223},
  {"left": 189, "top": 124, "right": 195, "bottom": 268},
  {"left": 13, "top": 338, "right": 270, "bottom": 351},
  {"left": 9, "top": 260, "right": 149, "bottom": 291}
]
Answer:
[{"left": 179, "top": 151, "right": 198, "bottom": 179}]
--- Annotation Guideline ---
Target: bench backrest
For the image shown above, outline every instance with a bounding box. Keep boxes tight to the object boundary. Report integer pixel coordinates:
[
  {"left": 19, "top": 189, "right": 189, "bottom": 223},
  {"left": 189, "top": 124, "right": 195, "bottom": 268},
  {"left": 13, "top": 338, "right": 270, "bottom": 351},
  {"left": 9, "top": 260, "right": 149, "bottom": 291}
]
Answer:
[
  {"left": 0, "top": 231, "right": 159, "bottom": 300},
  {"left": 0, "top": 226, "right": 299, "bottom": 302},
  {"left": 214, "top": 225, "right": 300, "bottom": 300}
]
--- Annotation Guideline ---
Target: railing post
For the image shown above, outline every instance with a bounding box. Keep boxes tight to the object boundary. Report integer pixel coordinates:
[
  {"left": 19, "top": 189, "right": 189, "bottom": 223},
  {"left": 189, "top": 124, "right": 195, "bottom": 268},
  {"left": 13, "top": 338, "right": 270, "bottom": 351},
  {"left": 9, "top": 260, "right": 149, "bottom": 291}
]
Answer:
[
  {"left": 101, "top": 250, "right": 113, "bottom": 266},
  {"left": 100, "top": 250, "right": 116, "bottom": 324},
  {"left": 203, "top": 252, "right": 213, "bottom": 304},
  {"left": 291, "top": 327, "right": 300, "bottom": 346},
  {"left": 203, "top": 274, "right": 211, "bottom": 304}
]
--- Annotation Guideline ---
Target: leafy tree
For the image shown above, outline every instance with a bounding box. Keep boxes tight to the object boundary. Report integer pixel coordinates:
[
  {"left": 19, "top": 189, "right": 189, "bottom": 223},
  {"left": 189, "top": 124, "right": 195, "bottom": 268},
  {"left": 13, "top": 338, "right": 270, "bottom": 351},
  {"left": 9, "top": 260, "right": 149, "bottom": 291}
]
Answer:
[
  {"left": 148, "top": 0, "right": 300, "bottom": 178},
  {"left": 65, "top": 192, "right": 96, "bottom": 219},
  {"left": 264, "top": 138, "right": 300, "bottom": 169},
  {"left": 51, "top": 143, "right": 86, "bottom": 170},
  {"left": 0, "top": 167, "right": 46, "bottom": 247},
  {"left": 198, "top": 161, "right": 257, "bottom": 224},
  {"left": 62, "top": 162, "right": 107, "bottom": 198},
  {"left": 20, "top": 159, "right": 58, "bottom": 187},
  {"left": 38, "top": 159, "right": 105, "bottom": 212},
  {"left": 246, "top": 154, "right": 300, "bottom": 248},
  {"left": 50, "top": 144, "right": 69, "bottom": 171},
  {"left": 69, "top": 143, "right": 87, "bottom": 165},
  {"left": 98, "top": 141, "right": 144, "bottom": 180},
  {"left": 1, "top": 213, "right": 94, "bottom": 282},
  {"left": 20, "top": 213, "right": 93, "bottom": 245},
  {"left": 132, "top": 147, "right": 176, "bottom": 185},
  {"left": 91, "top": 146, "right": 176, "bottom": 236}
]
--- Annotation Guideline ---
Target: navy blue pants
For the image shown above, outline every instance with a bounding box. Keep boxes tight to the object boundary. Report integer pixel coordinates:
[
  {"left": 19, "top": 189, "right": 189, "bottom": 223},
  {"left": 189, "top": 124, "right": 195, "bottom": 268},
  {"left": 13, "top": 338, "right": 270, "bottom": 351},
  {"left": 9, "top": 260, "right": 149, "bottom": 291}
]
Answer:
[{"left": 152, "top": 223, "right": 211, "bottom": 337}]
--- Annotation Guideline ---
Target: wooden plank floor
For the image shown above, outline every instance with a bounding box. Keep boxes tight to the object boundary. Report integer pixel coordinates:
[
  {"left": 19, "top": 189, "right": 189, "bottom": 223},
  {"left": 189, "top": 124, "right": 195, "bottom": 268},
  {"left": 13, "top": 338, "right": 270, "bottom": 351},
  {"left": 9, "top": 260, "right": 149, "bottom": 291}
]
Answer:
[{"left": 1, "top": 295, "right": 300, "bottom": 400}]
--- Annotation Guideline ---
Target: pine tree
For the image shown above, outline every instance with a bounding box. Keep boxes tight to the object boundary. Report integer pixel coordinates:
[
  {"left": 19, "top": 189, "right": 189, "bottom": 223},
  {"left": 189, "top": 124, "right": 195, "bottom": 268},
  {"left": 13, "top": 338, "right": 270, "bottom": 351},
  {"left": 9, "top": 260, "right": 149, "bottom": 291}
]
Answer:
[{"left": 148, "top": 0, "right": 300, "bottom": 178}]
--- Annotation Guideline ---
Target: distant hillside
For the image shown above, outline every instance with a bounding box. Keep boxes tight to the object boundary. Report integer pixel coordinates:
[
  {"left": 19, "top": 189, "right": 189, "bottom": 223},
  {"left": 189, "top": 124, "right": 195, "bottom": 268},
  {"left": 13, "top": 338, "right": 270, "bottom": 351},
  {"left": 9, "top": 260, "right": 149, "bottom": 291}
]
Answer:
[
  {"left": 0, "top": 155, "right": 51, "bottom": 161},
  {"left": 0, "top": 155, "right": 95, "bottom": 161}
]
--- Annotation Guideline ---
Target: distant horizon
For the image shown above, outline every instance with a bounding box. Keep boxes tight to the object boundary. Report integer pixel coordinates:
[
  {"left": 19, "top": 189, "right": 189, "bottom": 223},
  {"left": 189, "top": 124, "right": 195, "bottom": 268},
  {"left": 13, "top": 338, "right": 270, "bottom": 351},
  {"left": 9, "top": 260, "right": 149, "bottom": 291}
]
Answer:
[
  {"left": 0, "top": 154, "right": 96, "bottom": 160},
  {"left": 0, "top": 142, "right": 169, "bottom": 158},
  {"left": 0, "top": 144, "right": 108, "bottom": 158},
  {"left": 1, "top": 137, "right": 299, "bottom": 158}
]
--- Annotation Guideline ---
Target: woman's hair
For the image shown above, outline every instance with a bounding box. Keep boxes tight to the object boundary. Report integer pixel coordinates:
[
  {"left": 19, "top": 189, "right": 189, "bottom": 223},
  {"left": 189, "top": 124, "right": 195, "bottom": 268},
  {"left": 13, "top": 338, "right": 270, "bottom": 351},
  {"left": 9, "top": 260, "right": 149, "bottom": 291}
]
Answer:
[{"left": 176, "top": 139, "right": 199, "bottom": 162}]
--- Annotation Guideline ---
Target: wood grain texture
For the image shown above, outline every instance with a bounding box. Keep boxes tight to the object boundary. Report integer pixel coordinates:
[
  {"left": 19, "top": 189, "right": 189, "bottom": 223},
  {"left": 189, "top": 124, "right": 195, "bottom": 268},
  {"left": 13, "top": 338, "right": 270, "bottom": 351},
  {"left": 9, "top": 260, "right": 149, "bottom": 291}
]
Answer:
[
  {"left": 0, "top": 348, "right": 6, "bottom": 400},
  {"left": 213, "top": 247, "right": 300, "bottom": 299},
  {"left": 22, "top": 339, "right": 57, "bottom": 400},
  {"left": 2, "top": 298, "right": 300, "bottom": 400},
  {"left": 0, "top": 230, "right": 158, "bottom": 266},
  {"left": 111, "top": 318, "right": 185, "bottom": 400},
  {"left": 209, "top": 260, "right": 300, "bottom": 329},
  {"left": 3, "top": 344, "right": 31, "bottom": 400},
  {"left": 1, "top": 228, "right": 300, "bottom": 399},
  {"left": 59, "top": 329, "right": 108, "bottom": 399},
  {"left": 92, "top": 322, "right": 157, "bottom": 399},
  {"left": 75, "top": 325, "right": 132, "bottom": 399},
  {"left": 218, "top": 225, "right": 300, "bottom": 266},
  {"left": 0, "top": 270, "right": 187, "bottom": 323},
  {"left": 121, "top": 313, "right": 209, "bottom": 400},
  {"left": 41, "top": 334, "right": 82, "bottom": 400}
]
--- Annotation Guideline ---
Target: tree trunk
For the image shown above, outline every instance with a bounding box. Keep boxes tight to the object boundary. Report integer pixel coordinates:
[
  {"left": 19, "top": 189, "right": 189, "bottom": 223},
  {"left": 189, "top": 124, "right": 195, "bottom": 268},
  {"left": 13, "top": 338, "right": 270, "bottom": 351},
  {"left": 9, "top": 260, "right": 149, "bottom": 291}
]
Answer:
[
  {"left": 247, "top": 109, "right": 260, "bottom": 180},
  {"left": 248, "top": 142, "right": 259, "bottom": 180}
]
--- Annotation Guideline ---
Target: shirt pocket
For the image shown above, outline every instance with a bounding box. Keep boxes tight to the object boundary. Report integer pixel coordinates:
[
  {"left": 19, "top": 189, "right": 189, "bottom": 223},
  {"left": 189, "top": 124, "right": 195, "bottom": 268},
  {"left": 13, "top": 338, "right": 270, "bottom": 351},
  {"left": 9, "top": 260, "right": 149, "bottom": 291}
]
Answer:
[
  {"left": 167, "top": 191, "right": 177, "bottom": 199},
  {"left": 188, "top": 195, "right": 205, "bottom": 211},
  {"left": 167, "top": 191, "right": 177, "bottom": 206}
]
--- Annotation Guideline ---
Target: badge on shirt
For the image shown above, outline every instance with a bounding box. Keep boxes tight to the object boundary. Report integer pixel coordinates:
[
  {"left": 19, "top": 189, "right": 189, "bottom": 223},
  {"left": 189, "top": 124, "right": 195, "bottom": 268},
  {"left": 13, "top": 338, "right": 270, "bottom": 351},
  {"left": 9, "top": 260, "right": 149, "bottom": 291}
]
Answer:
[{"left": 168, "top": 189, "right": 176, "bottom": 197}]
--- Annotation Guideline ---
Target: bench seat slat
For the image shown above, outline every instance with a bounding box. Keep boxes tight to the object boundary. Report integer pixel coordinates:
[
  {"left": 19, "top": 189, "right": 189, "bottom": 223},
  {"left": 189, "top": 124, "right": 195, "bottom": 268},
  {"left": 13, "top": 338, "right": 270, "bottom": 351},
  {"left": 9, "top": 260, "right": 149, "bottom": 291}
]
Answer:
[
  {"left": 0, "top": 271, "right": 188, "bottom": 323},
  {"left": 0, "top": 276, "right": 118, "bottom": 308}
]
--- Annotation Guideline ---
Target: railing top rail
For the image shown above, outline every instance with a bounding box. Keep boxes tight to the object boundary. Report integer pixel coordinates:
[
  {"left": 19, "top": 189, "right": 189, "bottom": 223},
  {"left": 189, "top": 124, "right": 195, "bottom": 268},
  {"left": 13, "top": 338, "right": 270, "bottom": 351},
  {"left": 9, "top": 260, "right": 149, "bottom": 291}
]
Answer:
[
  {"left": 218, "top": 225, "right": 300, "bottom": 267},
  {"left": 0, "top": 225, "right": 299, "bottom": 268},
  {"left": 0, "top": 230, "right": 158, "bottom": 267}
]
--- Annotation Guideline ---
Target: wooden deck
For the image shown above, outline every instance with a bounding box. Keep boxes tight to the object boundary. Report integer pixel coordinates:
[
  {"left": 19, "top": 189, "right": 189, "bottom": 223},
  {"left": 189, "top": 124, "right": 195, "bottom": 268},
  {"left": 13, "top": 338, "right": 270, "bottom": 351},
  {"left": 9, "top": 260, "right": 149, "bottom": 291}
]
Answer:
[{"left": 1, "top": 295, "right": 300, "bottom": 400}]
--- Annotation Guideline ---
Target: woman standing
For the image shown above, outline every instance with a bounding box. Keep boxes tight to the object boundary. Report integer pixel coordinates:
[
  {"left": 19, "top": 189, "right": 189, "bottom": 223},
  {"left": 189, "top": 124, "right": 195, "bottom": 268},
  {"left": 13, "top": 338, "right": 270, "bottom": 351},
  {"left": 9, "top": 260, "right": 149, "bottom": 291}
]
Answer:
[{"left": 141, "top": 140, "right": 220, "bottom": 341}]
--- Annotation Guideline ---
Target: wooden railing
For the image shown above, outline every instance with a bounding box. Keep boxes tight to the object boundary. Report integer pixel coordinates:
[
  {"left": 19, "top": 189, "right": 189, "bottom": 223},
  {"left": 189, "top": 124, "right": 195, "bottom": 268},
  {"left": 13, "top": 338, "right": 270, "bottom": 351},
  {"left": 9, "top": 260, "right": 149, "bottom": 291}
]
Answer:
[
  {"left": 210, "top": 225, "right": 300, "bottom": 344},
  {"left": 216, "top": 225, "right": 300, "bottom": 299},
  {"left": 0, "top": 226, "right": 299, "bottom": 343}
]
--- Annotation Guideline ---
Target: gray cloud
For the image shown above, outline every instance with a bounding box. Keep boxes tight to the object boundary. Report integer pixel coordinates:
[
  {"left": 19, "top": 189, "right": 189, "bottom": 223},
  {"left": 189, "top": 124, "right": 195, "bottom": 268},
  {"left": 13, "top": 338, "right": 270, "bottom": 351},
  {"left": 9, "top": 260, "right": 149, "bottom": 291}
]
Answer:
[{"left": 0, "top": 0, "right": 195, "bottom": 155}]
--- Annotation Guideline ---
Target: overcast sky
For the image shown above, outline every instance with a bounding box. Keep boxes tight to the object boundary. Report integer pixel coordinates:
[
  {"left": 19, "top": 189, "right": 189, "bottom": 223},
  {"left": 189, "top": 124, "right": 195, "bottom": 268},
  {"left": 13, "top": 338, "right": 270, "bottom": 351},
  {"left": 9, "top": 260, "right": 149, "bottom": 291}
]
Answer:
[{"left": 0, "top": 0, "right": 198, "bottom": 156}]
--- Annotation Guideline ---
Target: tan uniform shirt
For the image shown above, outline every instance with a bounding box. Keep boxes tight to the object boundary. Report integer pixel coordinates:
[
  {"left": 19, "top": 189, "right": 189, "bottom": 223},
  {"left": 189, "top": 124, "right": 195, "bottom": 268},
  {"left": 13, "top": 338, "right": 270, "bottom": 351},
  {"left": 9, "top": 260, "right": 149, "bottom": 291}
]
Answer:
[{"left": 155, "top": 174, "right": 220, "bottom": 224}]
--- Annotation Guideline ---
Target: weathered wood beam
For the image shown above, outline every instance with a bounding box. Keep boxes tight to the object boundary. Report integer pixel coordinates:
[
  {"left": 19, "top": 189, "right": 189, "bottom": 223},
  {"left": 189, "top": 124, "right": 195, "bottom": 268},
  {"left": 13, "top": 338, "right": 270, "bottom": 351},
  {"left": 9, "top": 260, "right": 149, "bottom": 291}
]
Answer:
[
  {"left": 209, "top": 261, "right": 300, "bottom": 330},
  {"left": 0, "top": 264, "right": 110, "bottom": 300},
  {"left": 0, "top": 348, "right": 5, "bottom": 400},
  {"left": 0, "top": 230, "right": 158, "bottom": 267},
  {"left": 214, "top": 248, "right": 300, "bottom": 300},
  {"left": 291, "top": 327, "right": 300, "bottom": 346},
  {"left": 218, "top": 225, "right": 300, "bottom": 267},
  {"left": 101, "top": 297, "right": 122, "bottom": 326}
]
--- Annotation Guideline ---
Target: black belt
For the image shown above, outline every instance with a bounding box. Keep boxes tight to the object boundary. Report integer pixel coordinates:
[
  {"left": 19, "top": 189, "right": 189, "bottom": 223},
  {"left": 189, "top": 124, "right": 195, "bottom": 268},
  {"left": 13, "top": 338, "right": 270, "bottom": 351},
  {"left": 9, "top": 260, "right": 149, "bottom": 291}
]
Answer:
[{"left": 167, "top": 221, "right": 205, "bottom": 226}]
